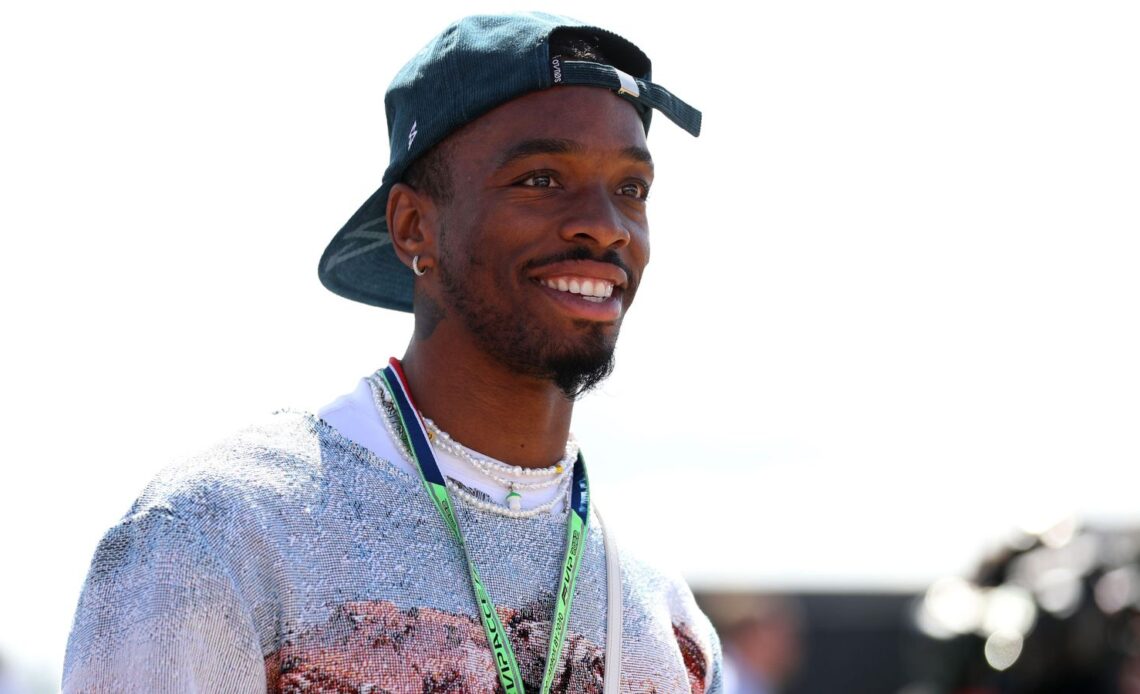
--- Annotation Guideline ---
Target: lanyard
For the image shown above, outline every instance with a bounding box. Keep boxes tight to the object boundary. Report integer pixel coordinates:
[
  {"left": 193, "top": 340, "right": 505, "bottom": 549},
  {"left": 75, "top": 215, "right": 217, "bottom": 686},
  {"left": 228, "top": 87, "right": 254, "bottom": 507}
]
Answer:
[{"left": 379, "top": 358, "right": 591, "bottom": 694}]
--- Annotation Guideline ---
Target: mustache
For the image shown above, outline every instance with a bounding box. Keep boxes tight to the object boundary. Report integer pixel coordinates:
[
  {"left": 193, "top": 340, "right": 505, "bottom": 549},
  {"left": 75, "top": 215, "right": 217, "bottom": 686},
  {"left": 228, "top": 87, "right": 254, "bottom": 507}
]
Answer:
[{"left": 521, "top": 246, "right": 634, "bottom": 281}]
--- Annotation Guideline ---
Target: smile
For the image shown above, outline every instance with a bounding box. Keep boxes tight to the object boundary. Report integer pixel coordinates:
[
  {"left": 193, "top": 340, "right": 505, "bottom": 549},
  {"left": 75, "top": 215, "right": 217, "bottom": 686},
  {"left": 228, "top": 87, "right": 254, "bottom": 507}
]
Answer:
[
  {"left": 526, "top": 259, "right": 629, "bottom": 321},
  {"left": 538, "top": 276, "right": 614, "bottom": 303}
]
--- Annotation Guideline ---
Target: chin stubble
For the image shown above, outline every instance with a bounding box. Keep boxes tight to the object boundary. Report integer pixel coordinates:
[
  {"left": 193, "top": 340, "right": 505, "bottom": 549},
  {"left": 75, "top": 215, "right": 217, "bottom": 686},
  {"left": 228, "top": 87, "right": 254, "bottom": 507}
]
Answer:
[{"left": 437, "top": 244, "right": 618, "bottom": 400}]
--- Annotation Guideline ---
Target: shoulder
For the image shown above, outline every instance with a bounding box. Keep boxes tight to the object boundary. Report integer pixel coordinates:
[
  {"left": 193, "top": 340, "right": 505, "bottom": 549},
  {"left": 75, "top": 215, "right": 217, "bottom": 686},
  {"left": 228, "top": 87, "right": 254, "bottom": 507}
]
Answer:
[
  {"left": 60, "top": 414, "right": 336, "bottom": 692},
  {"left": 101, "top": 409, "right": 403, "bottom": 576},
  {"left": 78, "top": 412, "right": 341, "bottom": 589},
  {"left": 129, "top": 411, "right": 364, "bottom": 521}
]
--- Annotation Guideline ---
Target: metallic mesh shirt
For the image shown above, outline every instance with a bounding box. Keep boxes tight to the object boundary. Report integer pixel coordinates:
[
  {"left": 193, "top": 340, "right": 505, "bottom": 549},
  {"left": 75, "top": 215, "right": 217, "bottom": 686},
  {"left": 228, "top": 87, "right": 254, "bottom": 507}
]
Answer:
[{"left": 64, "top": 412, "right": 723, "bottom": 693}]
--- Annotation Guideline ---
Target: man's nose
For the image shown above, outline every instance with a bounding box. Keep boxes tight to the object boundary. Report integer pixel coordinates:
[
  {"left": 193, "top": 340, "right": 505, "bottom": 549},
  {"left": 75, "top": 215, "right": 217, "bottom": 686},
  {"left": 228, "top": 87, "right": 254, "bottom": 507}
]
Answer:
[{"left": 558, "top": 185, "right": 632, "bottom": 249}]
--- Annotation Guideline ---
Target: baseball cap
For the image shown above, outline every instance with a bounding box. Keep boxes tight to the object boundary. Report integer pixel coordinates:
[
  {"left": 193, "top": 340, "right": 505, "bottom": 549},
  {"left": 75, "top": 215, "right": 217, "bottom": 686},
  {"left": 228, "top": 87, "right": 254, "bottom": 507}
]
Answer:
[{"left": 318, "top": 12, "right": 702, "bottom": 312}]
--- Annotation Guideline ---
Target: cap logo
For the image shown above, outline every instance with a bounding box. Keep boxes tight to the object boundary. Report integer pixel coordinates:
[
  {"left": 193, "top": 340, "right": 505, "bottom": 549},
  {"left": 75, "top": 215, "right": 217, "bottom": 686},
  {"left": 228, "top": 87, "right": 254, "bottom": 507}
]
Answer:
[
  {"left": 324, "top": 218, "right": 391, "bottom": 271},
  {"left": 408, "top": 120, "right": 418, "bottom": 150},
  {"left": 551, "top": 56, "right": 563, "bottom": 84}
]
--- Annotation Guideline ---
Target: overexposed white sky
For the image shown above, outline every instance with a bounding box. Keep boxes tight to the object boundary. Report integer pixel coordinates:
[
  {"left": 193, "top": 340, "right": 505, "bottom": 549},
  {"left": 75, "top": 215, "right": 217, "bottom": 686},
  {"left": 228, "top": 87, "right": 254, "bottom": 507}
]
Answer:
[{"left": 2, "top": 0, "right": 1139, "bottom": 685}]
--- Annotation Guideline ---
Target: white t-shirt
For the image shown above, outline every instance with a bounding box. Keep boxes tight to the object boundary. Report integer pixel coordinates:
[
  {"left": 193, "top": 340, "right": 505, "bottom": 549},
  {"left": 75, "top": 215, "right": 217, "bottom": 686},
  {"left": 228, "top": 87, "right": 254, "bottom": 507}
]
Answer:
[{"left": 318, "top": 375, "right": 571, "bottom": 514}]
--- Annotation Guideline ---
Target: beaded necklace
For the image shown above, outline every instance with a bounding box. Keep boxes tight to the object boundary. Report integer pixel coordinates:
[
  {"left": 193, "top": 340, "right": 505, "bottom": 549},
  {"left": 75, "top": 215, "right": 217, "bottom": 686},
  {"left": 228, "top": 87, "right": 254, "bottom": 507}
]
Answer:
[
  {"left": 372, "top": 374, "right": 576, "bottom": 517},
  {"left": 425, "top": 419, "right": 576, "bottom": 510}
]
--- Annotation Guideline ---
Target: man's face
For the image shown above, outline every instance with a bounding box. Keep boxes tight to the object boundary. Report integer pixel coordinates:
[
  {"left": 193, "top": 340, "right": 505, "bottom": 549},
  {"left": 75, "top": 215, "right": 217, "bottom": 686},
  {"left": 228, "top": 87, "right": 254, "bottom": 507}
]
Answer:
[{"left": 431, "top": 86, "right": 653, "bottom": 398}]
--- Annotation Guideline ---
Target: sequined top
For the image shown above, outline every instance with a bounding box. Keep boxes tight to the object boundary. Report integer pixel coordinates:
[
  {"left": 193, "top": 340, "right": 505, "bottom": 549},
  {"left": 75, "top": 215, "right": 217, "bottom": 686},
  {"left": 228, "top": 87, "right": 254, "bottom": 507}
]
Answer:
[{"left": 63, "top": 412, "right": 723, "bottom": 693}]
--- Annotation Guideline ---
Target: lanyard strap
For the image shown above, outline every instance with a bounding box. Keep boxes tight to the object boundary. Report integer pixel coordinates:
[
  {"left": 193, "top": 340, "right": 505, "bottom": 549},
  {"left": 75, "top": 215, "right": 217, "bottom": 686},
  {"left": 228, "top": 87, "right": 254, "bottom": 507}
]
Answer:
[{"left": 379, "top": 359, "right": 591, "bottom": 694}]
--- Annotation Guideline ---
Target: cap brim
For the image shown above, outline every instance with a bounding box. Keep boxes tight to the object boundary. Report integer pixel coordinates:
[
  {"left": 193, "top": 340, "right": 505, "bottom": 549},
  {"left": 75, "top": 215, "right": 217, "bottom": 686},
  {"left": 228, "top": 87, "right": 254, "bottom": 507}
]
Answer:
[{"left": 318, "top": 181, "right": 414, "bottom": 312}]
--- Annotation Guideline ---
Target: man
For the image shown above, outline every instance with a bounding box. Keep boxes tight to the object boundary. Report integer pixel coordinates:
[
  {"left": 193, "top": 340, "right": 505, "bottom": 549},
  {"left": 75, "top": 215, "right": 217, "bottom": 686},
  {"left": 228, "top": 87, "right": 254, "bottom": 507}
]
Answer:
[{"left": 64, "top": 13, "right": 720, "bottom": 693}]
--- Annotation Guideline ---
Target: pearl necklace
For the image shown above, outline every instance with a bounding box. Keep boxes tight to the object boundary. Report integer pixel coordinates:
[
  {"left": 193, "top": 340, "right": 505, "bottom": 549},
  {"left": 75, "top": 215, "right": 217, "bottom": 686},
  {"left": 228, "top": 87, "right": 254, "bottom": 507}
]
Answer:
[
  {"left": 373, "top": 377, "right": 574, "bottom": 517},
  {"left": 423, "top": 416, "right": 575, "bottom": 512},
  {"left": 424, "top": 419, "right": 576, "bottom": 493},
  {"left": 447, "top": 470, "right": 574, "bottom": 519}
]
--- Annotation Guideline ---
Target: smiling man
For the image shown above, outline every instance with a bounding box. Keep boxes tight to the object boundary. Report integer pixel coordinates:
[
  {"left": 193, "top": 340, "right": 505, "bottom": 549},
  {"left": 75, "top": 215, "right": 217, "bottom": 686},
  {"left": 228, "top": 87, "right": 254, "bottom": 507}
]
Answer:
[{"left": 64, "top": 13, "right": 720, "bottom": 693}]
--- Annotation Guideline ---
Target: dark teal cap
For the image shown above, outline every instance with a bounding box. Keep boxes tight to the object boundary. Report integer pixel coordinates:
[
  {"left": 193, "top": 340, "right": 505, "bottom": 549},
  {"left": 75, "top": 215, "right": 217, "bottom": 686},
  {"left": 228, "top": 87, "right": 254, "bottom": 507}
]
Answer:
[{"left": 318, "top": 12, "right": 702, "bottom": 312}]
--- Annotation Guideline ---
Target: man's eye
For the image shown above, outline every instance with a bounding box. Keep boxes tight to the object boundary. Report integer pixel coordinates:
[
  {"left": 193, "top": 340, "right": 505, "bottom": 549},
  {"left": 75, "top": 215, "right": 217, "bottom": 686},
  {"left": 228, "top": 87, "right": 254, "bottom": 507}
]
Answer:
[
  {"left": 617, "top": 181, "right": 650, "bottom": 200},
  {"left": 520, "top": 173, "right": 557, "bottom": 188}
]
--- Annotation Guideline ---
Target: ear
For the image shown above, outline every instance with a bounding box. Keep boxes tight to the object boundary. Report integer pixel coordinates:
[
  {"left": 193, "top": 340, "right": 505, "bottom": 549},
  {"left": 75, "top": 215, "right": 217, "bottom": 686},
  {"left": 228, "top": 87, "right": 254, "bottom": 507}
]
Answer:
[{"left": 386, "top": 182, "right": 440, "bottom": 272}]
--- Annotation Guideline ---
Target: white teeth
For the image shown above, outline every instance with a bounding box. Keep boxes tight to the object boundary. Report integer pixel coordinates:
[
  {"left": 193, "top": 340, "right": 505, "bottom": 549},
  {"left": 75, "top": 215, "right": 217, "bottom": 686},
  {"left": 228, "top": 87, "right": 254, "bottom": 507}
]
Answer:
[{"left": 541, "top": 277, "right": 616, "bottom": 300}]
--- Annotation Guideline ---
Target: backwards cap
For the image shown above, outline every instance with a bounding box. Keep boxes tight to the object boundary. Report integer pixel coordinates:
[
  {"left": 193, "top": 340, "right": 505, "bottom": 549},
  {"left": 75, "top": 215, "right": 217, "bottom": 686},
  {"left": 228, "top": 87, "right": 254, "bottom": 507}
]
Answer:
[{"left": 318, "top": 12, "right": 702, "bottom": 312}]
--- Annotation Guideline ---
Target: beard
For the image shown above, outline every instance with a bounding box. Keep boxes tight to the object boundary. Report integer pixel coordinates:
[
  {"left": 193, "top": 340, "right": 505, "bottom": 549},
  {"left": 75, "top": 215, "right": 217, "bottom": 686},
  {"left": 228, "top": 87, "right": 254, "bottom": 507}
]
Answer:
[{"left": 436, "top": 243, "right": 619, "bottom": 400}]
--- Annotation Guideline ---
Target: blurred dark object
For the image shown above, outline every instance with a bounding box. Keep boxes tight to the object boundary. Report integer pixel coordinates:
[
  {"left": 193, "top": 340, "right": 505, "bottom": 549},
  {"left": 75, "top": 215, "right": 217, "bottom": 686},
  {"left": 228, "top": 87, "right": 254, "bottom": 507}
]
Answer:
[
  {"left": 694, "top": 522, "right": 1140, "bottom": 694},
  {"left": 907, "top": 520, "right": 1140, "bottom": 694},
  {"left": 697, "top": 590, "right": 915, "bottom": 694}
]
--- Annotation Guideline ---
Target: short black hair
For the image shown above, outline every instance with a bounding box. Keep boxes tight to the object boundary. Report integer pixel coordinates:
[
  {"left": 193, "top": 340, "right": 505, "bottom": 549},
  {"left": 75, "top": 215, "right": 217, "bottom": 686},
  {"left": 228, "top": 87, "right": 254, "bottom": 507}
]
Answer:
[
  {"left": 402, "top": 139, "right": 454, "bottom": 205},
  {"left": 400, "top": 31, "right": 612, "bottom": 206}
]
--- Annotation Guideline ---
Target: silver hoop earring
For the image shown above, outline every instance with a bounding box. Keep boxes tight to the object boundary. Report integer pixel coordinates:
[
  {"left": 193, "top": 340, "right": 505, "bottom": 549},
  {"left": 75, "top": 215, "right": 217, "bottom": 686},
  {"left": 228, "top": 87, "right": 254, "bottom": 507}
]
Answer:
[{"left": 412, "top": 255, "right": 427, "bottom": 277}]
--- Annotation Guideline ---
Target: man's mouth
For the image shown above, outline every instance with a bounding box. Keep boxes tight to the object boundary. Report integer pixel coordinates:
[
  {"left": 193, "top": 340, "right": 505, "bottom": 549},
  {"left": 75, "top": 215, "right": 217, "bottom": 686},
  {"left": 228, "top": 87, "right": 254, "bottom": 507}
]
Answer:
[
  {"left": 527, "top": 259, "right": 629, "bottom": 321},
  {"left": 538, "top": 276, "right": 614, "bottom": 303}
]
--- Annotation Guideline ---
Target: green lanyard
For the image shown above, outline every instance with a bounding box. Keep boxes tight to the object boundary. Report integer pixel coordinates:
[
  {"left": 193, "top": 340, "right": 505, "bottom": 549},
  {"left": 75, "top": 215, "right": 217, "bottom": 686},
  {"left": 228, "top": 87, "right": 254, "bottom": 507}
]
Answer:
[{"left": 380, "top": 361, "right": 591, "bottom": 694}]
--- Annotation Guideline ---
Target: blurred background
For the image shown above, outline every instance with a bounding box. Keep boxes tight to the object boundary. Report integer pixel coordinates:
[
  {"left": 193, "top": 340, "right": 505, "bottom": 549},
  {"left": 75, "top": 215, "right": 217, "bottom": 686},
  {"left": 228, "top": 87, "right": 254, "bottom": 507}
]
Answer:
[{"left": 2, "top": 1, "right": 1138, "bottom": 692}]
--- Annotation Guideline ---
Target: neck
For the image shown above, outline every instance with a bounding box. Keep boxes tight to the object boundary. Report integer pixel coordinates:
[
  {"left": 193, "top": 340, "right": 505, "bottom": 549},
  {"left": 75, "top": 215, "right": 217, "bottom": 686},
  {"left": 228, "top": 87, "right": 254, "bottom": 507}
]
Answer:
[{"left": 398, "top": 336, "right": 574, "bottom": 469}]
